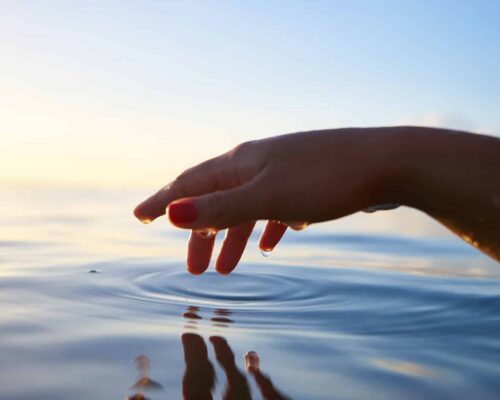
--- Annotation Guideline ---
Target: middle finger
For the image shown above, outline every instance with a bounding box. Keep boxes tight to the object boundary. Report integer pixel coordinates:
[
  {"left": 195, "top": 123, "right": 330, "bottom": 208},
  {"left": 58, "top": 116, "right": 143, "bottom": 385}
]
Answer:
[{"left": 215, "top": 222, "right": 256, "bottom": 274}]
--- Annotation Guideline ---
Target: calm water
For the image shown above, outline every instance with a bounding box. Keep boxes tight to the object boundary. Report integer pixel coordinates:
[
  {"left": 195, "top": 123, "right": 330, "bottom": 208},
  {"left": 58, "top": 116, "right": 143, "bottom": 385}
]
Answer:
[{"left": 1, "top": 185, "right": 499, "bottom": 400}]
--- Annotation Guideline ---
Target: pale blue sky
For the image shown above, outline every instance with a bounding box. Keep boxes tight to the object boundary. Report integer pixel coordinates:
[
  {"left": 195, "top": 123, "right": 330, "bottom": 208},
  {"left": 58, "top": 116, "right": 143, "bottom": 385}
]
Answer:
[{"left": 1, "top": 1, "right": 499, "bottom": 184}]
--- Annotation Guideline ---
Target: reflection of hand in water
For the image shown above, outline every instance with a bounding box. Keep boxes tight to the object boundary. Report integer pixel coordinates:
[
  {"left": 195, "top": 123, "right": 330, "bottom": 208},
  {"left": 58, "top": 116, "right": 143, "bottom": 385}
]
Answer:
[
  {"left": 182, "top": 333, "right": 289, "bottom": 400},
  {"left": 182, "top": 333, "right": 216, "bottom": 400},
  {"left": 131, "top": 355, "right": 163, "bottom": 391},
  {"left": 125, "top": 354, "right": 163, "bottom": 400},
  {"left": 129, "top": 307, "right": 288, "bottom": 399},
  {"left": 182, "top": 305, "right": 289, "bottom": 399},
  {"left": 211, "top": 308, "right": 234, "bottom": 325},
  {"left": 209, "top": 336, "right": 252, "bottom": 400},
  {"left": 183, "top": 306, "right": 234, "bottom": 329},
  {"left": 245, "top": 351, "right": 290, "bottom": 400}
]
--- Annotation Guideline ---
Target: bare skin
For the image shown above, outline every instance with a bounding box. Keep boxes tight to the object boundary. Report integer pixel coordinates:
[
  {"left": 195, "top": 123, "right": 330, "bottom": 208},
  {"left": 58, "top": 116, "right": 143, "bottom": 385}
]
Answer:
[{"left": 134, "top": 127, "right": 500, "bottom": 274}]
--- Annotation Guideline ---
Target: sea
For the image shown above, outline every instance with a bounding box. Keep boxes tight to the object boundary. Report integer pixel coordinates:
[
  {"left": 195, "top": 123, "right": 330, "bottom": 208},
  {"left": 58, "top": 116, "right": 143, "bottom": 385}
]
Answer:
[{"left": 1, "top": 184, "right": 499, "bottom": 400}]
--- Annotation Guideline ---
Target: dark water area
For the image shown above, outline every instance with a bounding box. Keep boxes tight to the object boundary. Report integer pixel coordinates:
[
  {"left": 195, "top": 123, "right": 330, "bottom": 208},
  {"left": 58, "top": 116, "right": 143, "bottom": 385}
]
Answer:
[{"left": 0, "top": 186, "right": 499, "bottom": 399}]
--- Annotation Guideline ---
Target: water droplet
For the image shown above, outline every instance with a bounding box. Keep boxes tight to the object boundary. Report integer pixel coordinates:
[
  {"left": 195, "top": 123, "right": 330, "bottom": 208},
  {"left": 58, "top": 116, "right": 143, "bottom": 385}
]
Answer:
[
  {"left": 195, "top": 228, "right": 217, "bottom": 238},
  {"left": 140, "top": 218, "right": 152, "bottom": 225},
  {"left": 287, "top": 221, "right": 309, "bottom": 231},
  {"left": 461, "top": 233, "right": 479, "bottom": 248},
  {"left": 260, "top": 249, "right": 271, "bottom": 257}
]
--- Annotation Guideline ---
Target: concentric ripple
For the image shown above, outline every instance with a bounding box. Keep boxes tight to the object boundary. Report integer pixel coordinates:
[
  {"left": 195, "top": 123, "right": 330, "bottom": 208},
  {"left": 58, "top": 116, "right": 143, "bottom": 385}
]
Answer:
[
  {"left": 114, "top": 266, "right": 333, "bottom": 312},
  {"left": 73, "top": 262, "right": 343, "bottom": 330},
  {"left": 73, "top": 260, "right": 500, "bottom": 335}
]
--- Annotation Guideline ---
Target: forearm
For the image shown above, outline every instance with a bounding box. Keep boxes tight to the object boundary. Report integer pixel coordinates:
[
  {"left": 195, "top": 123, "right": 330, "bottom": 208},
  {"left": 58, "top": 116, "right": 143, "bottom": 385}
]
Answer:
[{"left": 381, "top": 127, "right": 500, "bottom": 260}]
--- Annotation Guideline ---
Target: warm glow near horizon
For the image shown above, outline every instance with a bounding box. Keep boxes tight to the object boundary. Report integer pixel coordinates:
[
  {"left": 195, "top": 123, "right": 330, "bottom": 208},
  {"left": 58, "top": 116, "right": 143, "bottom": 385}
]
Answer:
[{"left": 1, "top": 1, "right": 499, "bottom": 186}]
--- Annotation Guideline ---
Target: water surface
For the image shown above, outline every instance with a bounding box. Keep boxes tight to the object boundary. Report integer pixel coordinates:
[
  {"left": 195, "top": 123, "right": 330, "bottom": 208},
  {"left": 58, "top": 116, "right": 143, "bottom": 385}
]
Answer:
[{"left": 0, "top": 185, "right": 499, "bottom": 399}]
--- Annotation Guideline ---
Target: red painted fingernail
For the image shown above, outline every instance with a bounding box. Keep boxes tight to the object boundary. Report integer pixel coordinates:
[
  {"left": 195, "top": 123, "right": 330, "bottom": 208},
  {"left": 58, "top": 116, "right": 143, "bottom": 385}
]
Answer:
[{"left": 168, "top": 200, "right": 197, "bottom": 224}]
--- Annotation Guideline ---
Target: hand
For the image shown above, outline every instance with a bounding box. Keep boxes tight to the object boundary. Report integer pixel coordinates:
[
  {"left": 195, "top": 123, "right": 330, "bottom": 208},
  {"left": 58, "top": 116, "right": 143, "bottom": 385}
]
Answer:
[
  {"left": 134, "top": 127, "right": 500, "bottom": 272},
  {"left": 134, "top": 128, "right": 397, "bottom": 274}
]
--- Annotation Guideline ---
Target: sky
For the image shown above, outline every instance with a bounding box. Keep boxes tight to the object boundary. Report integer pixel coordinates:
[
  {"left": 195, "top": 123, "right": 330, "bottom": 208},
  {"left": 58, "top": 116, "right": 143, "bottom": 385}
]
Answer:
[{"left": 1, "top": 0, "right": 499, "bottom": 186}]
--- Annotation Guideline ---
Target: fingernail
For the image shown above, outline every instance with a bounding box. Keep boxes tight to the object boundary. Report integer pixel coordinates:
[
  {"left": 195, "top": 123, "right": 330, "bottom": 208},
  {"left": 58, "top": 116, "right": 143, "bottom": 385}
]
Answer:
[{"left": 168, "top": 200, "right": 197, "bottom": 224}]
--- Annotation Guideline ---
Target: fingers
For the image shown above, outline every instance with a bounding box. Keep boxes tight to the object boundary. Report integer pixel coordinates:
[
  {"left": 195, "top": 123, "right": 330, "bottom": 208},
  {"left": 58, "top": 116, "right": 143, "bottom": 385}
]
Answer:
[
  {"left": 187, "top": 222, "right": 255, "bottom": 275},
  {"left": 259, "top": 221, "right": 287, "bottom": 252},
  {"left": 168, "top": 179, "right": 268, "bottom": 230},
  {"left": 187, "top": 220, "right": 285, "bottom": 275},
  {"left": 133, "top": 181, "right": 177, "bottom": 224},
  {"left": 215, "top": 222, "right": 256, "bottom": 275},
  {"left": 134, "top": 142, "right": 262, "bottom": 224},
  {"left": 133, "top": 153, "right": 233, "bottom": 223},
  {"left": 186, "top": 230, "right": 217, "bottom": 275}
]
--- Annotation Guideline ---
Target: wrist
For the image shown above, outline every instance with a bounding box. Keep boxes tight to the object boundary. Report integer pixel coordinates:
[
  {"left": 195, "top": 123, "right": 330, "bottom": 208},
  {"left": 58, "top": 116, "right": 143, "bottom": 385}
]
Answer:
[
  {"left": 371, "top": 126, "right": 498, "bottom": 215},
  {"left": 357, "top": 127, "right": 417, "bottom": 209}
]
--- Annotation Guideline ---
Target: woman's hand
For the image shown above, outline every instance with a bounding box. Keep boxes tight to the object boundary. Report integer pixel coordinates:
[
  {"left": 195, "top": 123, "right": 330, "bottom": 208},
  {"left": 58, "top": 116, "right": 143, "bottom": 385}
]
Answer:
[
  {"left": 134, "top": 127, "right": 500, "bottom": 274},
  {"left": 134, "top": 128, "right": 401, "bottom": 274}
]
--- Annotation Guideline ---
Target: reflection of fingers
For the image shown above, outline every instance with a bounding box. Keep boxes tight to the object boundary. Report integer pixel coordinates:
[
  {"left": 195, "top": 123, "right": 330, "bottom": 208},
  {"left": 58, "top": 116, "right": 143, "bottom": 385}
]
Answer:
[
  {"left": 246, "top": 351, "right": 288, "bottom": 400},
  {"left": 259, "top": 221, "right": 287, "bottom": 251},
  {"left": 251, "top": 371, "right": 287, "bottom": 400},
  {"left": 244, "top": 351, "right": 260, "bottom": 372},
  {"left": 215, "top": 222, "right": 256, "bottom": 274},
  {"left": 209, "top": 336, "right": 236, "bottom": 368},
  {"left": 186, "top": 231, "right": 217, "bottom": 274},
  {"left": 182, "top": 333, "right": 209, "bottom": 361},
  {"left": 181, "top": 333, "right": 215, "bottom": 400},
  {"left": 209, "top": 336, "right": 252, "bottom": 400}
]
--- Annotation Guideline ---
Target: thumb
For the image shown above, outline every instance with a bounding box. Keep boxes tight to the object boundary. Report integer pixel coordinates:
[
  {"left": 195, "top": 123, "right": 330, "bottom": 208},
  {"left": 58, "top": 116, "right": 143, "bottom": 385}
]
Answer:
[{"left": 167, "top": 183, "right": 269, "bottom": 230}]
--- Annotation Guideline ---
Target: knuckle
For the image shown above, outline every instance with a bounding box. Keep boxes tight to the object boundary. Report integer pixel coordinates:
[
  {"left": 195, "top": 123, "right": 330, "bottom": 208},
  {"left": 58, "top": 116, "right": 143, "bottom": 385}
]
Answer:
[
  {"left": 177, "top": 167, "right": 194, "bottom": 182},
  {"left": 228, "top": 141, "right": 264, "bottom": 185},
  {"left": 260, "top": 185, "right": 285, "bottom": 219},
  {"left": 210, "top": 191, "right": 225, "bottom": 222},
  {"left": 230, "top": 140, "right": 254, "bottom": 158},
  {"left": 214, "top": 165, "right": 229, "bottom": 189},
  {"left": 172, "top": 172, "right": 190, "bottom": 198}
]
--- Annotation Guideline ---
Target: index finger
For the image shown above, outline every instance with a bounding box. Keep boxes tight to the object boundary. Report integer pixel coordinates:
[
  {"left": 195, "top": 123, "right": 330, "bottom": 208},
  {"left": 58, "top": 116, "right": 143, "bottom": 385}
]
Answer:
[{"left": 133, "top": 154, "right": 235, "bottom": 223}]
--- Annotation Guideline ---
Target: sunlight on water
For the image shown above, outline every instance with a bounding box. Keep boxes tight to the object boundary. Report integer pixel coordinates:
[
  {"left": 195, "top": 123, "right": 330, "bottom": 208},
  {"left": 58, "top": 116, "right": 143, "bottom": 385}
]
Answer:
[{"left": 371, "top": 358, "right": 437, "bottom": 378}]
